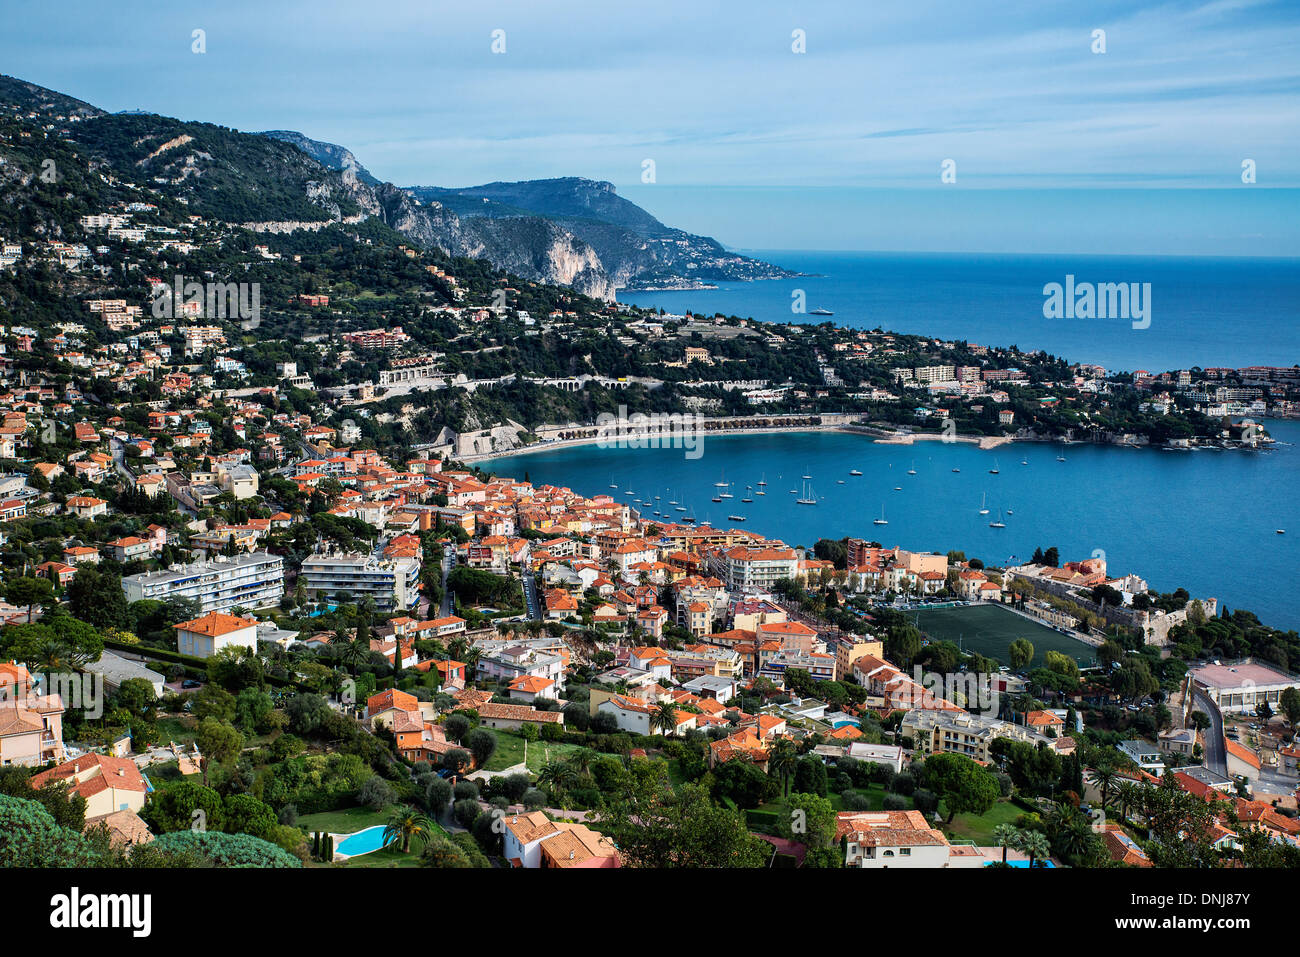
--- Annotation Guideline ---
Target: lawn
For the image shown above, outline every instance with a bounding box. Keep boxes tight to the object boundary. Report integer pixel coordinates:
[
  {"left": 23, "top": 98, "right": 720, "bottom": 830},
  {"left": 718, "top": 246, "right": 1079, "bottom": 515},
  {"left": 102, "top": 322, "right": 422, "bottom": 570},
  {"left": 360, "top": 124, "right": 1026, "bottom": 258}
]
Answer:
[
  {"left": 748, "top": 785, "right": 900, "bottom": 833},
  {"left": 298, "top": 803, "right": 398, "bottom": 834},
  {"left": 481, "top": 730, "right": 581, "bottom": 773},
  {"left": 910, "top": 603, "right": 1096, "bottom": 669},
  {"left": 155, "top": 715, "right": 196, "bottom": 745},
  {"left": 941, "top": 798, "right": 1023, "bottom": 845}
]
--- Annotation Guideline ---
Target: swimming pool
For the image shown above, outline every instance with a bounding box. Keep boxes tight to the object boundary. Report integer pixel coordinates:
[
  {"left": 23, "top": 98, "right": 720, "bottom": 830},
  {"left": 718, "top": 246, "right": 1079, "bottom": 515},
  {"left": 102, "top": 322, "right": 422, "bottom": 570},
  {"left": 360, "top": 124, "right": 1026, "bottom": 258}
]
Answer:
[
  {"left": 335, "top": 825, "right": 389, "bottom": 858},
  {"left": 987, "top": 859, "right": 1055, "bottom": 868}
]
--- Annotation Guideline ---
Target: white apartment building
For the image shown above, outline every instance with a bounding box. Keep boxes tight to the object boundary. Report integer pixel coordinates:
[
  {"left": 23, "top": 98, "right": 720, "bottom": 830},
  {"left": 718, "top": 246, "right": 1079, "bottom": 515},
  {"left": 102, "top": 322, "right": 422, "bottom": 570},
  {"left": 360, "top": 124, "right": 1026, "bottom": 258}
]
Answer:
[
  {"left": 299, "top": 554, "right": 421, "bottom": 612},
  {"left": 121, "top": 552, "right": 285, "bottom": 613}
]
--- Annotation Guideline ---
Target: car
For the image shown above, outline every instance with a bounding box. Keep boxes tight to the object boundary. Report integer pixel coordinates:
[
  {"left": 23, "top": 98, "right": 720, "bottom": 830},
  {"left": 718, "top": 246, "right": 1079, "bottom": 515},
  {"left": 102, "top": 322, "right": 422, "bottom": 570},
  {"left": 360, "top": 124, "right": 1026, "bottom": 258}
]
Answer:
[{"left": 181, "top": 679, "right": 201, "bottom": 689}]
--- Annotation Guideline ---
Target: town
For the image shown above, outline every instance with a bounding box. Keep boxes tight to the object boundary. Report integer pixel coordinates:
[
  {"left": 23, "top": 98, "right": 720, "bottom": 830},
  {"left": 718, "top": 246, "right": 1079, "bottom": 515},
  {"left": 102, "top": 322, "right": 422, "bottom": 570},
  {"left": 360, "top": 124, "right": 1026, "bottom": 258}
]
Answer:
[{"left": 1, "top": 76, "right": 1299, "bottom": 874}]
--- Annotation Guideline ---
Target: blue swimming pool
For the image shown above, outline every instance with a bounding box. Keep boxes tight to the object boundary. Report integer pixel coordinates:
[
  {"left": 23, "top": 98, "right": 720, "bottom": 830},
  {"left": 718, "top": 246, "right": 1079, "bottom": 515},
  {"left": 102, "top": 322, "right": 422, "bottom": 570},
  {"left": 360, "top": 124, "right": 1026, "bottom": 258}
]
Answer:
[
  {"left": 988, "top": 859, "right": 1055, "bottom": 868},
  {"left": 336, "top": 825, "right": 389, "bottom": 857}
]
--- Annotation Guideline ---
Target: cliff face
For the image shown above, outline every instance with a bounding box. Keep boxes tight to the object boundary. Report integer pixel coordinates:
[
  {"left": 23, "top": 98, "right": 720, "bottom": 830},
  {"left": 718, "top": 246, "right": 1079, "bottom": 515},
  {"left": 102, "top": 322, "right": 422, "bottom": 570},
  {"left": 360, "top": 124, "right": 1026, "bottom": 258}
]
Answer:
[{"left": 359, "top": 182, "right": 616, "bottom": 300}]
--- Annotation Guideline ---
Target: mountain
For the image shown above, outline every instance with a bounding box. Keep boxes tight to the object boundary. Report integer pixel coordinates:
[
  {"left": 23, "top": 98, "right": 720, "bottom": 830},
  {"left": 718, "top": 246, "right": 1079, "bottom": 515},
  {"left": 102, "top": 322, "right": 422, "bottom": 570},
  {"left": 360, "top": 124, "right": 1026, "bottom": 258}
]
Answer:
[
  {"left": 407, "top": 178, "right": 795, "bottom": 290},
  {"left": 258, "top": 130, "right": 381, "bottom": 187},
  {"left": 0, "top": 75, "right": 788, "bottom": 300}
]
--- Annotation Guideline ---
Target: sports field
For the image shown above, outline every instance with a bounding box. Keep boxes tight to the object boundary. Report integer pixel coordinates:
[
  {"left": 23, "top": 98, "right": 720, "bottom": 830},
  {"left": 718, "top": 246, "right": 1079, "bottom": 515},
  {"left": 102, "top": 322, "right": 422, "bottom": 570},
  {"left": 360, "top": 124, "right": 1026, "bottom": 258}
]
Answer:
[{"left": 909, "top": 603, "right": 1096, "bottom": 670}]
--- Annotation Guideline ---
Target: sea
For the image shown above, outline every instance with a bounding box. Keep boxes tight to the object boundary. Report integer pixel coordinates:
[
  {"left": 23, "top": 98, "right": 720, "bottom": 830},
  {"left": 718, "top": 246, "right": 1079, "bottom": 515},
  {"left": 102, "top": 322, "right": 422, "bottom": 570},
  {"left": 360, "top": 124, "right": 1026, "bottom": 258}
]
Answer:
[
  {"left": 620, "top": 250, "right": 1300, "bottom": 374},
  {"left": 487, "top": 251, "right": 1300, "bottom": 630}
]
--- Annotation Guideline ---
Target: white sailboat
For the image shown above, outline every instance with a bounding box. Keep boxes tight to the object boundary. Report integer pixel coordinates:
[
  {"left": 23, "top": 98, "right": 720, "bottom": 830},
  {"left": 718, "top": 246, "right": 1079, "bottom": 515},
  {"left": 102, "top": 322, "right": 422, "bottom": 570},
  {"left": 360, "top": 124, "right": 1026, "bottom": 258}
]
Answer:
[
  {"left": 796, "top": 481, "right": 818, "bottom": 505},
  {"left": 989, "top": 458, "right": 1000, "bottom": 474},
  {"left": 873, "top": 505, "right": 888, "bottom": 525},
  {"left": 988, "top": 510, "right": 1006, "bottom": 528},
  {"left": 907, "top": 460, "right": 917, "bottom": 475},
  {"left": 978, "top": 493, "right": 989, "bottom": 515},
  {"left": 714, "top": 470, "right": 728, "bottom": 488}
]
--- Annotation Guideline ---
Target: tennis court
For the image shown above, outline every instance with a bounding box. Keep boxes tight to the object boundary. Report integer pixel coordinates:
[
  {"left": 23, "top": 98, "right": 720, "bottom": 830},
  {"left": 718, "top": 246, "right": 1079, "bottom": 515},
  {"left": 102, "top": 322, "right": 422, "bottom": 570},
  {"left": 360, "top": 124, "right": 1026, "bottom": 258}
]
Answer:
[{"left": 909, "top": 603, "right": 1096, "bottom": 670}]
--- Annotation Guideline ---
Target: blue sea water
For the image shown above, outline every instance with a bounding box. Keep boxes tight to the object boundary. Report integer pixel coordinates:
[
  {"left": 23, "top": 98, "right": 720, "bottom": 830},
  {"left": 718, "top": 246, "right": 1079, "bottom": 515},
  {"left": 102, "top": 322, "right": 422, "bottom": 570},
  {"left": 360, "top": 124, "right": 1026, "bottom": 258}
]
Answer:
[
  {"left": 489, "top": 419, "right": 1300, "bottom": 632},
  {"left": 620, "top": 251, "right": 1299, "bottom": 374}
]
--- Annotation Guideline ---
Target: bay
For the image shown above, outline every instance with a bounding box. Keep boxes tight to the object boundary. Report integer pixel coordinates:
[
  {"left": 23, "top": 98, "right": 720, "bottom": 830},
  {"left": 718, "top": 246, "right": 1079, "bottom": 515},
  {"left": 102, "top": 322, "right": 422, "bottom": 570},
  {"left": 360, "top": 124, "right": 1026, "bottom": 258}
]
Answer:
[{"left": 488, "top": 418, "right": 1300, "bottom": 632}]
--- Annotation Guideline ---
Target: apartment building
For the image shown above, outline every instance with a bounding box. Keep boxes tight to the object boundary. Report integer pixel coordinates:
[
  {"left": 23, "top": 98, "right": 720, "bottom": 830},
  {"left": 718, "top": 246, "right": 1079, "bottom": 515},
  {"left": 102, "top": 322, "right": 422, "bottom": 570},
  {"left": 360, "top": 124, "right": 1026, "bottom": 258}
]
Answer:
[
  {"left": 299, "top": 554, "right": 421, "bottom": 612},
  {"left": 711, "top": 545, "right": 799, "bottom": 593},
  {"left": 902, "top": 708, "right": 1047, "bottom": 763},
  {"left": 122, "top": 552, "right": 285, "bottom": 614}
]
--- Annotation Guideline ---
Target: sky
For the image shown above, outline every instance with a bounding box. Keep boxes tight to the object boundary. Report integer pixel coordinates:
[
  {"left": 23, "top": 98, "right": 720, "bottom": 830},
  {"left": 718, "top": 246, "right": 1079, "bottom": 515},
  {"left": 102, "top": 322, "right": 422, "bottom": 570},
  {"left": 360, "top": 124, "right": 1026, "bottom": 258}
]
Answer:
[{"left": 3, "top": 0, "right": 1298, "bottom": 253}]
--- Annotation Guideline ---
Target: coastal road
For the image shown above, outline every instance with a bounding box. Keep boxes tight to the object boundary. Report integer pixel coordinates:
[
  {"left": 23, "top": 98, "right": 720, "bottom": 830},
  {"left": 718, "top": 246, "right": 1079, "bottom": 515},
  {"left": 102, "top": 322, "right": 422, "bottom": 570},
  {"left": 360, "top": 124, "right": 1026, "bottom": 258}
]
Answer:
[{"left": 1192, "top": 688, "right": 1228, "bottom": 777}]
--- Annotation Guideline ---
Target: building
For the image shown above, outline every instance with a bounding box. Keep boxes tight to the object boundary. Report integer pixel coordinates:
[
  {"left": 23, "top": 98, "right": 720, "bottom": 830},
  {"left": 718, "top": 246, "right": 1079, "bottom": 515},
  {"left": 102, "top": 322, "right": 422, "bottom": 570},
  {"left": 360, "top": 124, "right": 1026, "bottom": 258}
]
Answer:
[
  {"left": 902, "top": 708, "right": 1046, "bottom": 763},
  {"left": 1117, "top": 739, "right": 1165, "bottom": 772},
  {"left": 82, "top": 650, "right": 166, "bottom": 697},
  {"left": 711, "top": 545, "right": 799, "bottom": 593},
  {"left": 299, "top": 554, "right": 421, "bottom": 612},
  {"left": 174, "top": 612, "right": 259, "bottom": 659},
  {"left": 30, "top": 754, "right": 150, "bottom": 818},
  {"left": 0, "top": 662, "right": 64, "bottom": 766},
  {"left": 836, "top": 810, "right": 953, "bottom": 868},
  {"left": 502, "top": 810, "right": 619, "bottom": 869},
  {"left": 121, "top": 552, "right": 285, "bottom": 614},
  {"left": 1190, "top": 659, "right": 1300, "bottom": 714}
]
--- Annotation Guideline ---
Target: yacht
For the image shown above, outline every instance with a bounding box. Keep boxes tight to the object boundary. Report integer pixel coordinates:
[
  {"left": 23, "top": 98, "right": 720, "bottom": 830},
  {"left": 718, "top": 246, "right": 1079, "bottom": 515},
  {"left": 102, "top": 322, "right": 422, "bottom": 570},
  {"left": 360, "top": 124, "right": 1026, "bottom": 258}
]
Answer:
[
  {"left": 719, "top": 485, "right": 734, "bottom": 499},
  {"left": 1006, "top": 509, "right": 1014, "bottom": 515},
  {"left": 741, "top": 487, "right": 754, "bottom": 503},
  {"left": 714, "top": 470, "right": 729, "bottom": 488},
  {"left": 988, "top": 510, "right": 1006, "bottom": 528},
  {"left": 979, "top": 492, "right": 989, "bottom": 516},
  {"left": 1020, "top": 457, "right": 1028, "bottom": 466},
  {"left": 873, "top": 505, "right": 888, "bottom": 526},
  {"left": 1056, "top": 454, "right": 1066, "bottom": 462},
  {"left": 809, "top": 307, "right": 834, "bottom": 316},
  {"left": 728, "top": 514, "right": 747, "bottom": 522},
  {"left": 907, "top": 461, "right": 917, "bottom": 475},
  {"left": 952, "top": 467, "right": 961, "bottom": 473},
  {"left": 757, "top": 474, "right": 767, "bottom": 486},
  {"left": 674, "top": 505, "right": 687, "bottom": 512},
  {"left": 989, "top": 459, "right": 1000, "bottom": 474},
  {"left": 796, "top": 481, "right": 818, "bottom": 505},
  {"left": 837, "top": 479, "right": 845, "bottom": 484},
  {"left": 894, "top": 486, "right": 902, "bottom": 491},
  {"left": 849, "top": 468, "right": 862, "bottom": 476},
  {"left": 711, "top": 496, "right": 722, "bottom": 503}
]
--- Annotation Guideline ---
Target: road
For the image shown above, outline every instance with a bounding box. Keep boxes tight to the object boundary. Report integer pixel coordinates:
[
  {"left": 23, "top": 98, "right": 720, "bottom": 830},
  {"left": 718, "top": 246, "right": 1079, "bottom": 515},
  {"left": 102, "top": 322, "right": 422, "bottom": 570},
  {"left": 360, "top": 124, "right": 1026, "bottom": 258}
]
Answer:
[
  {"left": 521, "top": 568, "right": 541, "bottom": 621},
  {"left": 1192, "top": 688, "right": 1227, "bottom": 777},
  {"left": 439, "top": 545, "right": 453, "bottom": 617}
]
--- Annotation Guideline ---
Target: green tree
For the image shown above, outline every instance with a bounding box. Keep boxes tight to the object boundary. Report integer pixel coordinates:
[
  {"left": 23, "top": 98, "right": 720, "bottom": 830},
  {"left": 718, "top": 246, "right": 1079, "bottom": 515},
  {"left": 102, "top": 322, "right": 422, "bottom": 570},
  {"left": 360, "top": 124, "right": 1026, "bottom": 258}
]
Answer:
[{"left": 921, "top": 752, "right": 1000, "bottom": 823}]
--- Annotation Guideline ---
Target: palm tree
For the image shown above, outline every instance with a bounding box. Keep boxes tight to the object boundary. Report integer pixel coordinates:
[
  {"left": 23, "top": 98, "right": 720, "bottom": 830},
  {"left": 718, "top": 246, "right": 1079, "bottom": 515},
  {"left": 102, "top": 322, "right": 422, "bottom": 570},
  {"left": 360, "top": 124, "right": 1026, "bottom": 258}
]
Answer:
[
  {"left": 382, "top": 806, "right": 434, "bottom": 855},
  {"left": 566, "top": 748, "right": 596, "bottom": 777},
  {"left": 993, "top": 824, "right": 1020, "bottom": 865},
  {"left": 1114, "top": 780, "right": 1139, "bottom": 823},
  {"left": 1018, "top": 830, "right": 1051, "bottom": 869},
  {"left": 768, "top": 739, "right": 798, "bottom": 797},
  {"left": 537, "top": 761, "right": 579, "bottom": 805},
  {"left": 651, "top": 702, "right": 678, "bottom": 737},
  {"left": 1090, "top": 753, "right": 1120, "bottom": 810}
]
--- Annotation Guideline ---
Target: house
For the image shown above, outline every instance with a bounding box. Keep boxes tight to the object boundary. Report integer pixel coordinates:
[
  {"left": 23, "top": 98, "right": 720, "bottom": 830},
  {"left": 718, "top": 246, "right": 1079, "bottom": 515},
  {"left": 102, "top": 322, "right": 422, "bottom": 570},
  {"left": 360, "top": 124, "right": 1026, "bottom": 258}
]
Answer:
[
  {"left": 1117, "top": 739, "right": 1165, "bottom": 772},
  {"left": 836, "top": 810, "right": 953, "bottom": 868},
  {"left": 476, "top": 702, "right": 564, "bottom": 732},
  {"left": 502, "top": 810, "right": 620, "bottom": 869},
  {"left": 30, "top": 753, "right": 149, "bottom": 817},
  {"left": 0, "top": 661, "right": 65, "bottom": 766},
  {"left": 173, "top": 612, "right": 259, "bottom": 659},
  {"left": 1099, "top": 823, "right": 1151, "bottom": 867},
  {"left": 507, "top": 675, "right": 555, "bottom": 704},
  {"left": 1024, "top": 709, "right": 1065, "bottom": 736},
  {"left": 65, "top": 495, "right": 109, "bottom": 519}
]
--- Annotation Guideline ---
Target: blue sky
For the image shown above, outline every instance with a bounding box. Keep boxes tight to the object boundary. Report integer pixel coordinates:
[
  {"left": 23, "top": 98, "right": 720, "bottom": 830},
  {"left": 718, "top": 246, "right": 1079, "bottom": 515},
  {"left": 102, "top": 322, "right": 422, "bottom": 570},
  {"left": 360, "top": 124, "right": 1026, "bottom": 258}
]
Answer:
[{"left": 3, "top": 0, "right": 1298, "bottom": 253}]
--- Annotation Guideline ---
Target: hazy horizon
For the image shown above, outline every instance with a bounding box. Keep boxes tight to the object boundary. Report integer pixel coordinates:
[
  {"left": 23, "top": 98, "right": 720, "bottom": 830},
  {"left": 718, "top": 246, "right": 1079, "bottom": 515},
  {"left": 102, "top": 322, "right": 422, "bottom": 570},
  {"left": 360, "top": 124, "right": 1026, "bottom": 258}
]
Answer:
[{"left": 3, "top": 0, "right": 1298, "bottom": 254}]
